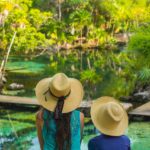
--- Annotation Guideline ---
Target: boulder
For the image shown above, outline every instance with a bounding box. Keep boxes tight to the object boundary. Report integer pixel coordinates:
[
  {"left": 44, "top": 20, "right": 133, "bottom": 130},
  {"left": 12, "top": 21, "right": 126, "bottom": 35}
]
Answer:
[
  {"left": 7, "top": 83, "right": 24, "bottom": 90},
  {"left": 120, "top": 84, "right": 150, "bottom": 103}
]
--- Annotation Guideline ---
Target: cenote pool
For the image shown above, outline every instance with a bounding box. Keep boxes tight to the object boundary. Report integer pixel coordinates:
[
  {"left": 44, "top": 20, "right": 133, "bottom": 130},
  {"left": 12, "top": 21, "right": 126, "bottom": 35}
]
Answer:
[
  {"left": 0, "top": 55, "right": 150, "bottom": 150},
  {"left": 0, "top": 107, "right": 150, "bottom": 150}
]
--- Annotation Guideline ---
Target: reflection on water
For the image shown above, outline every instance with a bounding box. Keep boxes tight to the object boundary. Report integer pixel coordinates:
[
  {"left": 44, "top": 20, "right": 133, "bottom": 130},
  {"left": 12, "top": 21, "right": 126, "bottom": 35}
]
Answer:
[
  {"left": 0, "top": 108, "right": 150, "bottom": 150},
  {"left": 3, "top": 55, "right": 50, "bottom": 98}
]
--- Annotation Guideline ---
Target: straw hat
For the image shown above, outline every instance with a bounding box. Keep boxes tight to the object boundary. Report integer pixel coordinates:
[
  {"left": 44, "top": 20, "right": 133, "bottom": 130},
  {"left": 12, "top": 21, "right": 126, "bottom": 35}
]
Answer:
[
  {"left": 35, "top": 73, "right": 84, "bottom": 113},
  {"left": 91, "top": 96, "right": 128, "bottom": 136}
]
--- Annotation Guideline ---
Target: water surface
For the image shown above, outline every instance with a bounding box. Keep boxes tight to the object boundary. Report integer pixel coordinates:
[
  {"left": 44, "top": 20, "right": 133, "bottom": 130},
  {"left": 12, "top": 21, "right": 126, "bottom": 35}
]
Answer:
[
  {"left": 0, "top": 107, "right": 150, "bottom": 150},
  {"left": 0, "top": 55, "right": 150, "bottom": 150}
]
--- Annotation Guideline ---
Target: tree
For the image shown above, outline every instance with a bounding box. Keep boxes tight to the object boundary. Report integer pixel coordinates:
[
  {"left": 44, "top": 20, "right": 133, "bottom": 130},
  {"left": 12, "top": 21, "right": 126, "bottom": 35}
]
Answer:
[{"left": 69, "top": 9, "right": 91, "bottom": 44}]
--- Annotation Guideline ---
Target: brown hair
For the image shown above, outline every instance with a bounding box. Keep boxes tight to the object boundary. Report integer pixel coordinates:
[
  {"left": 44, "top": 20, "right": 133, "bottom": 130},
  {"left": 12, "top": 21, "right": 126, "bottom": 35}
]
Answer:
[
  {"left": 45, "top": 109, "right": 71, "bottom": 150},
  {"left": 55, "top": 112, "right": 71, "bottom": 150}
]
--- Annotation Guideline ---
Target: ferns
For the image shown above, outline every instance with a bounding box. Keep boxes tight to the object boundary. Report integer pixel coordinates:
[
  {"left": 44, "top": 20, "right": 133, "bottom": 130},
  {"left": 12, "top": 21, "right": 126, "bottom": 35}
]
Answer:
[
  {"left": 138, "top": 67, "right": 150, "bottom": 83},
  {"left": 127, "top": 25, "right": 150, "bottom": 85},
  {"left": 128, "top": 33, "right": 150, "bottom": 58}
]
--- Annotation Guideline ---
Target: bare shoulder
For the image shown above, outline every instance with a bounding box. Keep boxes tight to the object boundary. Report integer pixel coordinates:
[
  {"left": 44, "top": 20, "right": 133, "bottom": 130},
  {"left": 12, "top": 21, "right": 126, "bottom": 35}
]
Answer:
[
  {"left": 80, "top": 111, "right": 84, "bottom": 118},
  {"left": 80, "top": 111, "right": 84, "bottom": 133},
  {"left": 80, "top": 112, "right": 84, "bottom": 121},
  {"left": 36, "top": 108, "right": 44, "bottom": 128},
  {"left": 36, "top": 108, "right": 44, "bottom": 121}
]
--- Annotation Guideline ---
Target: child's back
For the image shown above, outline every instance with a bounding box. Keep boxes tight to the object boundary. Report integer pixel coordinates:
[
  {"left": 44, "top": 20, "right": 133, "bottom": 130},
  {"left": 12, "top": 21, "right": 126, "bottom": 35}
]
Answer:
[
  {"left": 88, "top": 96, "right": 131, "bottom": 150},
  {"left": 88, "top": 134, "right": 130, "bottom": 150}
]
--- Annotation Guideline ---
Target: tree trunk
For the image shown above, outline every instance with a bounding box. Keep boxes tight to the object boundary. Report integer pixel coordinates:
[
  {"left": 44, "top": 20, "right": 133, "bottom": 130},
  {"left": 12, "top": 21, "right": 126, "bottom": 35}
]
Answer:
[
  {"left": 0, "top": 31, "right": 16, "bottom": 73},
  {"left": 58, "top": 0, "right": 62, "bottom": 21},
  {"left": 80, "top": 29, "right": 82, "bottom": 45},
  {"left": 80, "top": 51, "right": 83, "bottom": 70},
  {"left": 0, "top": 31, "right": 16, "bottom": 93},
  {"left": 87, "top": 57, "right": 91, "bottom": 69}
]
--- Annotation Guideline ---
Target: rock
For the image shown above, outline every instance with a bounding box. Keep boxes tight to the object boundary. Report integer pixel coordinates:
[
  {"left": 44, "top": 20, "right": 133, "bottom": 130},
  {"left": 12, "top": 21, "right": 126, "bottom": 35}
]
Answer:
[
  {"left": 7, "top": 83, "right": 24, "bottom": 90},
  {"left": 134, "top": 91, "right": 150, "bottom": 100},
  {"left": 120, "top": 84, "right": 150, "bottom": 103}
]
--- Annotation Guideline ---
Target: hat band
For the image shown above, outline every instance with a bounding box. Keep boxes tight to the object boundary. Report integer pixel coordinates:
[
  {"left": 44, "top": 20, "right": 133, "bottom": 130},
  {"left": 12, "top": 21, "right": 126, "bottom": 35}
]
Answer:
[
  {"left": 52, "top": 90, "right": 71, "bottom": 120},
  {"left": 49, "top": 90, "right": 71, "bottom": 100},
  {"left": 43, "top": 87, "right": 71, "bottom": 120},
  {"left": 43, "top": 87, "right": 71, "bottom": 102}
]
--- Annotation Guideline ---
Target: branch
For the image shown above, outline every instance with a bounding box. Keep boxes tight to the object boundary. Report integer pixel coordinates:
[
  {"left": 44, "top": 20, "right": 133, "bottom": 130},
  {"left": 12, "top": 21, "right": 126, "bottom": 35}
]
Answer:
[{"left": 0, "top": 32, "right": 17, "bottom": 73}]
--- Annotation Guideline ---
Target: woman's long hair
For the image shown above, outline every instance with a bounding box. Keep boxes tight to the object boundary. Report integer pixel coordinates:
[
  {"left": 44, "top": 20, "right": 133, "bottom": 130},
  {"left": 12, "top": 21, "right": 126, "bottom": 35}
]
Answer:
[
  {"left": 45, "top": 109, "right": 72, "bottom": 150},
  {"left": 55, "top": 112, "right": 72, "bottom": 150}
]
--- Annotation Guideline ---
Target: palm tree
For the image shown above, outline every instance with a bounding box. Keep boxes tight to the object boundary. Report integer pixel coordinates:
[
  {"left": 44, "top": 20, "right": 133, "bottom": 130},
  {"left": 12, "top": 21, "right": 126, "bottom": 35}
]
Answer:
[{"left": 69, "top": 9, "right": 91, "bottom": 44}]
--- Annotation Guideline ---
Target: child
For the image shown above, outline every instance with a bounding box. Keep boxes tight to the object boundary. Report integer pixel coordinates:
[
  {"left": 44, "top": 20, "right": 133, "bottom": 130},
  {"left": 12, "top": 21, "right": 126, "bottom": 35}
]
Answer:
[
  {"left": 35, "top": 73, "right": 84, "bottom": 150},
  {"left": 88, "top": 96, "right": 131, "bottom": 150}
]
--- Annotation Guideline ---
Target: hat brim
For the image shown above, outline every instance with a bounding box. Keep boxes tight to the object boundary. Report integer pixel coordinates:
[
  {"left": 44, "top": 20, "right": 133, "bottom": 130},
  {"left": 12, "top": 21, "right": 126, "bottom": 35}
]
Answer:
[
  {"left": 35, "top": 77, "right": 84, "bottom": 113},
  {"left": 91, "top": 97, "right": 128, "bottom": 136}
]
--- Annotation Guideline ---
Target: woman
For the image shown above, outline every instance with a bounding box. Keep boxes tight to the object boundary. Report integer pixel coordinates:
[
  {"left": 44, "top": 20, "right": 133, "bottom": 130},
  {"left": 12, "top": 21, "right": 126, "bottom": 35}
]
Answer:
[
  {"left": 35, "top": 73, "right": 84, "bottom": 150},
  {"left": 88, "top": 96, "right": 131, "bottom": 150}
]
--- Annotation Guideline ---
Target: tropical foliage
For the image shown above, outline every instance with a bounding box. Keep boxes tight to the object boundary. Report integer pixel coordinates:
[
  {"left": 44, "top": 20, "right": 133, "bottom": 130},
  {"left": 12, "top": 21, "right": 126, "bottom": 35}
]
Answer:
[
  {"left": 127, "top": 25, "right": 150, "bottom": 84},
  {"left": 0, "top": 0, "right": 150, "bottom": 98}
]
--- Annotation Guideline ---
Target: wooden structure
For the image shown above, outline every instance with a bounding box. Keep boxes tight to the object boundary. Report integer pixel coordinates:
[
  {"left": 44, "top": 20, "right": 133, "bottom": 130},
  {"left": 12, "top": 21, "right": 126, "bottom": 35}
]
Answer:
[
  {"left": 0, "top": 94, "right": 133, "bottom": 117},
  {"left": 129, "top": 101, "right": 150, "bottom": 116},
  {"left": 1, "top": 95, "right": 150, "bottom": 117},
  {"left": 0, "top": 94, "right": 132, "bottom": 111},
  {"left": 0, "top": 95, "right": 39, "bottom": 105}
]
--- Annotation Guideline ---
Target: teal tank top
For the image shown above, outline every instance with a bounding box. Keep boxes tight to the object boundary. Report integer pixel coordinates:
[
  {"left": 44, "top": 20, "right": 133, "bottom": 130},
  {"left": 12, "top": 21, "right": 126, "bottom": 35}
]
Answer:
[{"left": 42, "top": 110, "right": 81, "bottom": 150}]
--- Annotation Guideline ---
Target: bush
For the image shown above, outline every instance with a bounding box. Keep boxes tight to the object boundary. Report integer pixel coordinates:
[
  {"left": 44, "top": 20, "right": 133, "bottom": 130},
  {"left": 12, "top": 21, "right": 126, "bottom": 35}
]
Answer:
[{"left": 127, "top": 25, "right": 150, "bottom": 83}]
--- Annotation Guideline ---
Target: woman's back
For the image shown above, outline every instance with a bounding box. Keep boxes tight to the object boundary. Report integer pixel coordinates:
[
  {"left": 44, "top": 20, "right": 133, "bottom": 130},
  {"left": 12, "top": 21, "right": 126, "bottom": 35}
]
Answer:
[
  {"left": 42, "top": 110, "right": 81, "bottom": 150},
  {"left": 35, "top": 73, "right": 84, "bottom": 150}
]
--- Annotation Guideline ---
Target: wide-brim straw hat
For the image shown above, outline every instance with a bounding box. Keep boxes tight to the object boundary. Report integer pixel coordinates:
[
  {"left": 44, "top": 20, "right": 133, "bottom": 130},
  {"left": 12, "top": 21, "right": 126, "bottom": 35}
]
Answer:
[
  {"left": 91, "top": 96, "right": 128, "bottom": 136},
  {"left": 35, "top": 73, "right": 84, "bottom": 113}
]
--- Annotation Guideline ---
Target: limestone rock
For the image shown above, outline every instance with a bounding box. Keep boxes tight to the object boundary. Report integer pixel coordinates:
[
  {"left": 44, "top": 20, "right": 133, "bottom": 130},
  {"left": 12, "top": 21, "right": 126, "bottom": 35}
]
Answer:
[{"left": 7, "top": 83, "right": 24, "bottom": 90}]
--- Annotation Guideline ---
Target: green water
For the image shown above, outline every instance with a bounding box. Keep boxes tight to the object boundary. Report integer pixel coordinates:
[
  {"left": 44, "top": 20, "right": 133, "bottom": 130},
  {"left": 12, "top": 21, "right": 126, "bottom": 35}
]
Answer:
[
  {"left": 0, "top": 107, "right": 150, "bottom": 150},
  {"left": 0, "top": 55, "right": 150, "bottom": 150},
  {"left": 2, "top": 55, "right": 50, "bottom": 97}
]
